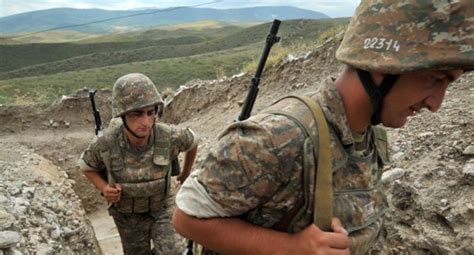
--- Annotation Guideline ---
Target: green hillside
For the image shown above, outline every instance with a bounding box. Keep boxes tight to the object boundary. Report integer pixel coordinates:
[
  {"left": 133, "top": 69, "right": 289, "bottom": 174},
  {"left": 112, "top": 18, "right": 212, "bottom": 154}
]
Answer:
[
  {"left": 0, "top": 35, "right": 217, "bottom": 80},
  {"left": 0, "top": 19, "right": 348, "bottom": 80},
  {"left": 8, "top": 30, "right": 100, "bottom": 43},
  {"left": 0, "top": 18, "right": 350, "bottom": 104},
  {"left": 78, "top": 21, "right": 244, "bottom": 43},
  {"left": 0, "top": 46, "right": 260, "bottom": 104},
  {"left": 0, "top": 34, "right": 213, "bottom": 73}
]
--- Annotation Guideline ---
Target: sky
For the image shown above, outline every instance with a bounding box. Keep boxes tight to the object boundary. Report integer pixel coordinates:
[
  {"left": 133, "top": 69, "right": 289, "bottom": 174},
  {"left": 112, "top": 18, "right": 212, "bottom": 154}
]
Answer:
[{"left": 0, "top": 0, "right": 360, "bottom": 18}]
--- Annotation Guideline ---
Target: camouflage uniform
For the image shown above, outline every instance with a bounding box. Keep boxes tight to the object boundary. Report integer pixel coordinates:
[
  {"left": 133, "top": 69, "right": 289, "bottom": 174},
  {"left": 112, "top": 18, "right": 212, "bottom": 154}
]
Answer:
[
  {"left": 80, "top": 73, "right": 197, "bottom": 255},
  {"left": 177, "top": 1, "right": 473, "bottom": 254},
  {"left": 177, "top": 78, "right": 389, "bottom": 254}
]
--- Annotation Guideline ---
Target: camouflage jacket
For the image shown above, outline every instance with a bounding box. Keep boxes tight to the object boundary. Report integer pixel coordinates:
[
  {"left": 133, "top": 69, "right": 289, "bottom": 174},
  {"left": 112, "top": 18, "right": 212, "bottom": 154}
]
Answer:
[
  {"left": 80, "top": 120, "right": 197, "bottom": 213},
  {"left": 177, "top": 78, "right": 390, "bottom": 254}
]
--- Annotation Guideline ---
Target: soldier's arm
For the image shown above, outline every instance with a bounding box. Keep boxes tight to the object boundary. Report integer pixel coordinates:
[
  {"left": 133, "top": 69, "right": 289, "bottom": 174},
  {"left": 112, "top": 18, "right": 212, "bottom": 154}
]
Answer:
[
  {"left": 177, "top": 143, "right": 197, "bottom": 184},
  {"left": 172, "top": 126, "right": 199, "bottom": 184},
  {"left": 83, "top": 170, "right": 121, "bottom": 203},
  {"left": 172, "top": 208, "right": 350, "bottom": 254},
  {"left": 83, "top": 170, "right": 108, "bottom": 193},
  {"left": 79, "top": 141, "right": 121, "bottom": 203}
]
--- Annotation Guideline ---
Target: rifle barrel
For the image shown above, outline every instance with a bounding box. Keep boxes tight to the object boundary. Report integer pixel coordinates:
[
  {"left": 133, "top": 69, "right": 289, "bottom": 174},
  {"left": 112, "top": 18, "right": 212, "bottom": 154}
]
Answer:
[{"left": 238, "top": 19, "right": 281, "bottom": 121}]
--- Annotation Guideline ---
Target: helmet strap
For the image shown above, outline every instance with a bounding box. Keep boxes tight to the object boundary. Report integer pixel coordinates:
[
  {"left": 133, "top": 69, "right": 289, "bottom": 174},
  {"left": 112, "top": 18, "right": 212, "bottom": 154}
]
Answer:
[
  {"left": 155, "top": 105, "right": 162, "bottom": 118},
  {"left": 121, "top": 116, "right": 146, "bottom": 139},
  {"left": 356, "top": 69, "right": 399, "bottom": 125}
]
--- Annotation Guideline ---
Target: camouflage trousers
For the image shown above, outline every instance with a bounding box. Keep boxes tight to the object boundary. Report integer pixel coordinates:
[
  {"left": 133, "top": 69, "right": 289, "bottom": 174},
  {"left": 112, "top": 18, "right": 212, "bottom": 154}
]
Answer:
[{"left": 109, "top": 195, "right": 185, "bottom": 255}]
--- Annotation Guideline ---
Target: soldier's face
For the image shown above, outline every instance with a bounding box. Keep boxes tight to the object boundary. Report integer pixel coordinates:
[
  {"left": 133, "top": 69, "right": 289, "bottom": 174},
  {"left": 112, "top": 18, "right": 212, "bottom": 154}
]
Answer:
[
  {"left": 380, "top": 69, "right": 464, "bottom": 128},
  {"left": 124, "top": 105, "right": 156, "bottom": 137}
]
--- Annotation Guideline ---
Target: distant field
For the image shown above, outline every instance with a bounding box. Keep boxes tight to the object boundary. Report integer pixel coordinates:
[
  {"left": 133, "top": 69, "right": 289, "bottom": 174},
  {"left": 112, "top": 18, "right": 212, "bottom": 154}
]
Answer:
[
  {"left": 3, "top": 30, "right": 101, "bottom": 44},
  {"left": 0, "top": 45, "right": 261, "bottom": 104},
  {"left": 0, "top": 18, "right": 349, "bottom": 104},
  {"left": 0, "top": 35, "right": 214, "bottom": 73}
]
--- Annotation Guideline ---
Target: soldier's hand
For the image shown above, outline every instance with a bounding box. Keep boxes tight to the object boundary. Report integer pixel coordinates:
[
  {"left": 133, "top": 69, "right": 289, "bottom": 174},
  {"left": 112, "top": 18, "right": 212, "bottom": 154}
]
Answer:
[
  {"left": 102, "top": 184, "right": 122, "bottom": 203},
  {"left": 289, "top": 218, "right": 349, "bottom": 254}
]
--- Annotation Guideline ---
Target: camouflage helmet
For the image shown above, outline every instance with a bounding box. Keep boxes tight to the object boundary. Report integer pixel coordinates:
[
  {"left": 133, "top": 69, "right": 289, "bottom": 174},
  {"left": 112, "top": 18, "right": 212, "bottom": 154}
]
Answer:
[
  {"left": 336, "top": 0, "right": 474, "bottom": 73},
  {"left": 112, "top": 73, "right": 164, "bottom": 117}
]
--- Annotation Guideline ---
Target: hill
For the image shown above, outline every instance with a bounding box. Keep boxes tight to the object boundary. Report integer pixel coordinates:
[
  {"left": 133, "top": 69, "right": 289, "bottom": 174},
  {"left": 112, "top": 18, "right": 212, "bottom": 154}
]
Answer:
[
  {"left": 78, "top": 21, "right": 244, "bottom": 43},
  {"left": 4, "top": 30, "right": 101, "bottom": 44},
  {"left": 0, "top": 34, "right": 213, "bottom": 73},
  {"left": 0, "top": 19, "right": 349, "bottom": 104},
  {"left": 0, "top": 19, "right": 347, "bottom": 77},
  {"left": 0, "top": 6, "right": 330, "bottom": 34},
  {"left": 0, "top": 45, "right": 261, "bottom": 104}
]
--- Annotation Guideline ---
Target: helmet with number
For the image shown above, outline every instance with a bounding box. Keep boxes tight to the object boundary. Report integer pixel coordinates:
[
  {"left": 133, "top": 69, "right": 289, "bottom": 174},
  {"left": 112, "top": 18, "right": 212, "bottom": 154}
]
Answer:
[
  {"left": 336, "top": 0, "right": 474, "bottom": 73},
  {"left": 112, "top": 73, "right": 164, "bottom": 118}
]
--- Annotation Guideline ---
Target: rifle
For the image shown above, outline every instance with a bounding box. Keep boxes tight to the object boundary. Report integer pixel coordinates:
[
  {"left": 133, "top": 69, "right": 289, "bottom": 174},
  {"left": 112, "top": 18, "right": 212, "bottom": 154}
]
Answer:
[
  {"left": 181, "top": 20, "right": 282, "bottom": 255},
  {"left": 238, "top": 19, "right": 281, "bottom": 121},
  {"left": 89, "top": 89, "right": 117, "bottom": 207},
  {"left": 89, "top": 89, "right": 104, "bottom": 137}
]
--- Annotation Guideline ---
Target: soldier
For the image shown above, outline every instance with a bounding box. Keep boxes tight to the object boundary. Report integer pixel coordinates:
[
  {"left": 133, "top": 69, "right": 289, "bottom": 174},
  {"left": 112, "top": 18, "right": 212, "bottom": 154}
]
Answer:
[
  {"left": 172, "top": 0, "right": 473, "bottom": 254},
  {"left": 79, "top": 73, "right": 198, "bottom": 254}
]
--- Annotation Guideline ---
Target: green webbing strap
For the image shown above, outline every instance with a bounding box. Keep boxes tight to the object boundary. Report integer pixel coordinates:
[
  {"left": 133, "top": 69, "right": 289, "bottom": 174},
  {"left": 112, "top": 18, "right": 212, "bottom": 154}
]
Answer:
[
  {"left": 98, "top": 127, "right": 119, "bottom": 209},
  {"left": 154, "top": 123, "right": 172, "bottom": 196},
  {"left": 298, "top": 96, "right": 333, "bottom": 231},
  {"left": 272, "top": 95, "right": 333, "bottom": 231},
  {"left": 100, "top": 128, "right": 119, "bottom": 186}
]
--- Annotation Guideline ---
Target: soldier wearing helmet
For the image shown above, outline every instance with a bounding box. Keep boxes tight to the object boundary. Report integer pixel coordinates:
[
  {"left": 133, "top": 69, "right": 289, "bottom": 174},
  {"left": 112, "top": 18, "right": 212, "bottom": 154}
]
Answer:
[
  {"left": 79, "top": 73, "right": 198, "bottom": 254},
  {"left": 172, "top": 1, "right": 473, "bottom": 254}
]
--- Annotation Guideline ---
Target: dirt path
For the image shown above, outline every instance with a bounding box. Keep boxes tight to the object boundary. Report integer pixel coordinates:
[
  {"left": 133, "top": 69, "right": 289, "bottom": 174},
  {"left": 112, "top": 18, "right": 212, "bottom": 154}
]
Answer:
[{"left": 89, "top": 204, "right": 123, "bottom": 255}]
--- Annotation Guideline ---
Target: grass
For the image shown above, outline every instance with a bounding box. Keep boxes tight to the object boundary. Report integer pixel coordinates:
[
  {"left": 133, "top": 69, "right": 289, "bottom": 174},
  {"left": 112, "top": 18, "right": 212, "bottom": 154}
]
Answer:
[
  {"left": 7, "top": 30, "right": 101, "bottom": 44},
  {"left": 1, "top": 19, "right": 349, "bottom": 76},
  {"left": 0, "top": 35, "right": 213, "bottom": 73},
  {"left": 0, "top": 18, "right": 350, "bottom": 105},
  {"left": 242, "top": 44, "right": 291, "bottom": 74},
  {"left": 0, "top": 45, "right": 260, "bottom": 104}
]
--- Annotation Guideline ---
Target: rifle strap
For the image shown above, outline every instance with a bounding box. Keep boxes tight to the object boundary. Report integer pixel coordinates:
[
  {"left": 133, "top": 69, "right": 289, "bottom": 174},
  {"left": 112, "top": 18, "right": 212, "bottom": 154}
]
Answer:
[
  {"left": 99, "top": 127, "right": 118, "bottom": 186},
  {"left": 268, "top": 95, "right": 333, "bottom": 232}
]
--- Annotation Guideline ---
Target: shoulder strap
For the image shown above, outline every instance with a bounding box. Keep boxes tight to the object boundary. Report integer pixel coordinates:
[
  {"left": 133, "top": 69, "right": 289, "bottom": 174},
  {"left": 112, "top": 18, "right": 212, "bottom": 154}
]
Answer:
[
  {"left": 153, "top": 122, "right": 173, "bottom": 195},
  {"left": 268, "top": 95, "right": 333, "bottom": 232},
  {"left": 294, "top": 95, "right": 333, "bottom": 232},
  {"left": 153, "top": 122, "right": 172, "bottom": 166},
  {"left": 98, "top": 121, "right": 123, "bottom": 186}
]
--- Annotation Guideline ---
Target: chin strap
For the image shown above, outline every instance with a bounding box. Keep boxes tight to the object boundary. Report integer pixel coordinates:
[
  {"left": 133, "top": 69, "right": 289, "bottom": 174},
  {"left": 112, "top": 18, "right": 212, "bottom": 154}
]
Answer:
[
  {"left": 121, "top": 105, "right": 159, "bottom": 139},
  {"left": 121, "top": 116, "right": 157, "bottom": 139},
  {"left": 121, "top": 116, "right": 145, "bottom": 139},
  {"left": 356, "top": 69, "right": 399, "bottom": 125}
]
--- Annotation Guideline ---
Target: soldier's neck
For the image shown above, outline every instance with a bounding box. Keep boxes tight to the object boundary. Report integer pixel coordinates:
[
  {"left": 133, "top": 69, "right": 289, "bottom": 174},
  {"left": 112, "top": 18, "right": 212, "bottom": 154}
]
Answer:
[
  {"left": 335, "top": 69, "right": 372, "bottom": 133},
  {"left": 125, "top": 131, "right": 150, "bottom": 148}
]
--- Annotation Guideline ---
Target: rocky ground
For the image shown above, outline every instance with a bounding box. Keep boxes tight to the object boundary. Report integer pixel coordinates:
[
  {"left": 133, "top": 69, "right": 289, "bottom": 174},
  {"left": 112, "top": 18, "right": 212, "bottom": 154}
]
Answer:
[
  {"left": 0, "top": 34, "right": 472, "bottom": 254},
  {"left": 0, "top": 142, "right": 100, "bottom": 254}
]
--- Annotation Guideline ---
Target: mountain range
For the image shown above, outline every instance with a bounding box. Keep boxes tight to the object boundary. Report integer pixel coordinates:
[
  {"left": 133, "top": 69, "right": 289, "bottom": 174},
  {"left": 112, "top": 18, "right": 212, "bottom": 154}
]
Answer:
[{"left": 0, "top": 6, "right": 330, "bottom": 34}]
